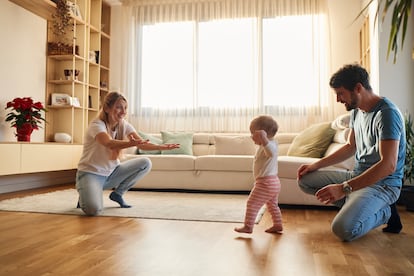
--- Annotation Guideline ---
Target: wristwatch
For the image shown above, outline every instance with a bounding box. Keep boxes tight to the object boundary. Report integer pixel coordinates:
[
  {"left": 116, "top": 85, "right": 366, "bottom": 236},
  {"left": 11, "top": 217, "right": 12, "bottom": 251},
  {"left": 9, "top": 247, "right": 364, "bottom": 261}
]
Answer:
[{"left": 342, "top": 181, "right": 353, "bottom": 195}]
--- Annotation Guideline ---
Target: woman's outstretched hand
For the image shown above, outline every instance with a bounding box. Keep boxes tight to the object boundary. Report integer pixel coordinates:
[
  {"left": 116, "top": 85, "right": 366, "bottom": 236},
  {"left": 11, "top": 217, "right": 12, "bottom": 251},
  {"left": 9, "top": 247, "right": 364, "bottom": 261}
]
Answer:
[{"left": 159, "top": 144, "right": 180, "bottom": 150}]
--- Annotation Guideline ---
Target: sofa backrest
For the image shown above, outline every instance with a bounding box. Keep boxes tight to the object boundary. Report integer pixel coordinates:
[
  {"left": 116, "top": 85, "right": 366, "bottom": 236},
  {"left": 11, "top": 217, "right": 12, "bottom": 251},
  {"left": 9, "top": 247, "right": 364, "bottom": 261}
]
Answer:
[
  {"left": 125, "top": 128, "right": 354, "bottom": 171},
  {"left": 125, "top": 132, "right": 296, "bottom": 156}
]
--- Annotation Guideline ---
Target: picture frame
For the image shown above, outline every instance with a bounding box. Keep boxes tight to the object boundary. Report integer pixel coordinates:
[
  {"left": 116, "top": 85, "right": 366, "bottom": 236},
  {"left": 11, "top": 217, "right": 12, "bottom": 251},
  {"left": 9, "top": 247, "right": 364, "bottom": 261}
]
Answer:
[
  {"left": 51, "top": 93, "right": 72, "bottom": 106},
  {"left": 67, "top": 2, "right": 82, "bottom": 20},
  {"left": 72, "top": 97, "right": 81, "bottom": 107}
]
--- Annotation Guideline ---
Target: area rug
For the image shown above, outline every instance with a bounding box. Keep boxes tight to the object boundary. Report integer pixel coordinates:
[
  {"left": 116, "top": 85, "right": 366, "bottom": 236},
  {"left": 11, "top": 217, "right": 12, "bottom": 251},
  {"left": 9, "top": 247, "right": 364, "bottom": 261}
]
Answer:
[{"left": 0, "top": 189, "right": 265, "bottom": 223}]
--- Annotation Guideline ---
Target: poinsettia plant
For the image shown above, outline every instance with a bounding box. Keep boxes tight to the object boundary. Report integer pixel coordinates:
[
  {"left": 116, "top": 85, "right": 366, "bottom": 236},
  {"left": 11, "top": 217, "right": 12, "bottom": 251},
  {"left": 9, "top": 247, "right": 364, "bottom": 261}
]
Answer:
[{"left": 5, "top": 97, "right": 47, "bottom": 136}]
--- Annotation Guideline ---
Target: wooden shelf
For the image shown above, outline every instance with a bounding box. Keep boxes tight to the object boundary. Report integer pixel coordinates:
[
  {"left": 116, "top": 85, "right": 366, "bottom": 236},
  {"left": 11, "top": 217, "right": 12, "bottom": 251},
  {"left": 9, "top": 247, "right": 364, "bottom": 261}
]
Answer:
[{"left": 9, "top": 0, "right": 56, "bottom": 21}]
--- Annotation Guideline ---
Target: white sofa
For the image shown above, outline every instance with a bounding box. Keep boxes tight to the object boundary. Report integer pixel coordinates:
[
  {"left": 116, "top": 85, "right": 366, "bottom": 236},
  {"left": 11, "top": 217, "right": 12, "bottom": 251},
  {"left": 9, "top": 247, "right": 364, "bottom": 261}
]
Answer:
[{"left": 123, "top": 116, "right": 354, "bottom": 206}]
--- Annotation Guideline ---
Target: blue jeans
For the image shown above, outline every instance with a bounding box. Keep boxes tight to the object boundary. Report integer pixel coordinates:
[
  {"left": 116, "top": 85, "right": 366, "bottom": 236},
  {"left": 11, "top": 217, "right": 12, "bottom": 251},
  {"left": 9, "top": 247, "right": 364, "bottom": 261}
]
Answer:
[
  {"left": 76, "top": 157, "right": 152, "bottom": 216},
  {"left": 298, "top": 170, "right": 401, "bottom": 241}
]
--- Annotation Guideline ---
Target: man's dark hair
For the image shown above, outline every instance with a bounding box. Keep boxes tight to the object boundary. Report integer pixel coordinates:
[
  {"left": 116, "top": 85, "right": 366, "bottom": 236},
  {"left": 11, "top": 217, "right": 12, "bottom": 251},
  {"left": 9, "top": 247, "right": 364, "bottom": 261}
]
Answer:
[{"left": 329, "top": 64, "right": 372, "bottom": 91}]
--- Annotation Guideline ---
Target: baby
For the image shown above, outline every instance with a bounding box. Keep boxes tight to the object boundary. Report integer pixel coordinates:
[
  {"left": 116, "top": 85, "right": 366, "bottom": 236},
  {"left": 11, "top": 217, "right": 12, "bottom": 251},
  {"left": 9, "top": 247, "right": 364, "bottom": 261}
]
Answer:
[{"left": 235, "top": 115, "right": 283, "bottom": 234}]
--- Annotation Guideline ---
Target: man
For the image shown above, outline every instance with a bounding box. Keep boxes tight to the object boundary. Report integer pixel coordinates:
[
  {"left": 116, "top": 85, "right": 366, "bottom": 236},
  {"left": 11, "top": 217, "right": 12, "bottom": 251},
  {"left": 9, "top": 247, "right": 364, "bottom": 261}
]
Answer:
[{"left": 297, "top": 64, "right": 405, "bottom": 241}]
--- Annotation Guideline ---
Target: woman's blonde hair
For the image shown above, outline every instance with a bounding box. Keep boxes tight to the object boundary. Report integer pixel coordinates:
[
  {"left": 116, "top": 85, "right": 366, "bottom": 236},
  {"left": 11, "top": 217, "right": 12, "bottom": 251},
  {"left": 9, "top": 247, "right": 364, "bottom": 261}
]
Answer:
[{"left": 98, "top": 92, "right": 127, "bottom": 140}]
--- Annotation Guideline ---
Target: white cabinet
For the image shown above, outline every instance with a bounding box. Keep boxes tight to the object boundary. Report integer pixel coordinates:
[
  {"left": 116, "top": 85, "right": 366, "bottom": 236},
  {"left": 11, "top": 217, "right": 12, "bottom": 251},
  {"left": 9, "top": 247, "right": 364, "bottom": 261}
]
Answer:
[{"left": 0, "top": 143, "right": 83, "bottom": 176}]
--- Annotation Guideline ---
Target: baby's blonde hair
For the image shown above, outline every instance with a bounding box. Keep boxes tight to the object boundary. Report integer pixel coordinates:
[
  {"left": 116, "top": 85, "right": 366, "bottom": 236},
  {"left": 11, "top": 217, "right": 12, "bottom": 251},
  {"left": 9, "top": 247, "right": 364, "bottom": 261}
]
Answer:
[{"left": 250, "top": 115, "right": 279, "bottom": 138}]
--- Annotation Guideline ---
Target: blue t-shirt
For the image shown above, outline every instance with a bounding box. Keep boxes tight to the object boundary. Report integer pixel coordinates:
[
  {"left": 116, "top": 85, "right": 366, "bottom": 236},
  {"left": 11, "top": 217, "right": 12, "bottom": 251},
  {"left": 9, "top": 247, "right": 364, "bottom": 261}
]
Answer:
[{"left": 349, "top": 97, "right": 405, "bottom": 187}]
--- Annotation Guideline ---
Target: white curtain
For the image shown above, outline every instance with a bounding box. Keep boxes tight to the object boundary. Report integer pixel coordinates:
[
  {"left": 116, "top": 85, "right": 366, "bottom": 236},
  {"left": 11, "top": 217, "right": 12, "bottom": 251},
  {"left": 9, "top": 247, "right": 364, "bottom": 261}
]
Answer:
[{"left": 120, "top": 0, "right": 336, "bottom": 133}]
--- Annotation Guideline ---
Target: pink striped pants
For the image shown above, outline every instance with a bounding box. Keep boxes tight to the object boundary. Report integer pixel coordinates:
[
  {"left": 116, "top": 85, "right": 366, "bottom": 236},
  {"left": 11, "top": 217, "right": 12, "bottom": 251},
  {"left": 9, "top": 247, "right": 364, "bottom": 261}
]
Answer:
[{"left": 243, "top": 175, "right": 282, "bottom": 228}]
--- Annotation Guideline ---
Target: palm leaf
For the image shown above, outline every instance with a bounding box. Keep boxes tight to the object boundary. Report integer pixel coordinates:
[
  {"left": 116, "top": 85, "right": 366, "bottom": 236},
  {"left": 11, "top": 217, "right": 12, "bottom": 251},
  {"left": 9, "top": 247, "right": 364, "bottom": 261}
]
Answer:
[{"left": 355, "top": 0, "right": 412, "bottom": 63}]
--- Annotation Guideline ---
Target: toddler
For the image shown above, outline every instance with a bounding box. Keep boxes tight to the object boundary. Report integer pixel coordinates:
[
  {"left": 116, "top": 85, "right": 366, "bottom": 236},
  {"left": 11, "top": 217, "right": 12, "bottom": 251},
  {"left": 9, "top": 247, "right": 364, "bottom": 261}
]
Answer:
[{"left": 235, "top": 115, "right": 283, "bottom": 234}]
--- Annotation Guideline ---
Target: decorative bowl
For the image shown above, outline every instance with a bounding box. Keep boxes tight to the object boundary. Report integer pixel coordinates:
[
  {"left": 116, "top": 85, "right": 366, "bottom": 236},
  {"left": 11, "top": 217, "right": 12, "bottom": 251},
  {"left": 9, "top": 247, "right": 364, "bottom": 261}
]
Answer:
[{"left": 54, "top": 132, "right": 72, "bottom": 143}]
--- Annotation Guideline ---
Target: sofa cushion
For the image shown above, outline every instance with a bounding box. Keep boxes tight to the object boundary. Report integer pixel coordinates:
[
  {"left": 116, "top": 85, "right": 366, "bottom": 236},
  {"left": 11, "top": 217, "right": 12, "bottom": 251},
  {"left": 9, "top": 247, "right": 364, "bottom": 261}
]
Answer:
[
  {"left": 141, "top": 154, "right": 196, "bottom": 170},
  {"left": 287, "top": 122, "right": 336, "bottom": 158},
  {"left": 137, "top": 131, "right": 162, "bottom": 154},
  {"left": 195, "top": 155, "right": 254, "bottom": 171},
  {"left": 214, "top": 135, "right": 256, "bottom": 155},
  {"left": 331, "top": 113, "right": 350, "bottom": 130},
  {"left": 161, "top": 131, "right": 194, "bottom": 155},
  {"left": 278, "top": 156, "right": 320, "bottom": 178}
]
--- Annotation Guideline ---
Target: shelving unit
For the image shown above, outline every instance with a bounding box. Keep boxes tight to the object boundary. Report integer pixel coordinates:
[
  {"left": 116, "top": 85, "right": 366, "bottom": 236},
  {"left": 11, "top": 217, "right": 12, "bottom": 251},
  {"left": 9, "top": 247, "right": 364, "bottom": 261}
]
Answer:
[{"left": 45, "top": 0, "right": 111, "bottom": 143}]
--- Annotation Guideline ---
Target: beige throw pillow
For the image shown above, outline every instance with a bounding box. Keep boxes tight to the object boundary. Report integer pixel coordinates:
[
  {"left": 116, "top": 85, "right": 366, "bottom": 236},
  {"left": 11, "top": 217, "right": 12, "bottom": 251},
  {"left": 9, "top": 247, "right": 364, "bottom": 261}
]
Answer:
[
  {"left": 214, "top": 135, "right": 256, "bottom": 155},
  {"left": 287, "top": 122, "right": 336, "bottom": 158}
]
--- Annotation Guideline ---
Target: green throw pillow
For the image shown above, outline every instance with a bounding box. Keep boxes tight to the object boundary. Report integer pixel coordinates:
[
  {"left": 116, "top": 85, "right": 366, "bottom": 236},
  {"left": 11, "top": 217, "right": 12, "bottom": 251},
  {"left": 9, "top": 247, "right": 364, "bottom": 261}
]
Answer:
[
  {"left": 161, "top": 131, "right": 193, "bottom": 155},
  {"left": 287, "top": 122, "right": 336, "bottom": 158},
  {"left": 137, "top": 131, "right": 162, "bottom": 154}
]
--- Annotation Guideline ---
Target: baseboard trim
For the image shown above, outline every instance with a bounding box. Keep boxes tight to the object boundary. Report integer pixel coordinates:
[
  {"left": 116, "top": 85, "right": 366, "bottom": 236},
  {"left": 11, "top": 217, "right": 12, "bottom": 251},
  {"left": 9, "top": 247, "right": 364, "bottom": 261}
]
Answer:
[{"left": 0, "top": 170, "right": 76, "bottom": 194}]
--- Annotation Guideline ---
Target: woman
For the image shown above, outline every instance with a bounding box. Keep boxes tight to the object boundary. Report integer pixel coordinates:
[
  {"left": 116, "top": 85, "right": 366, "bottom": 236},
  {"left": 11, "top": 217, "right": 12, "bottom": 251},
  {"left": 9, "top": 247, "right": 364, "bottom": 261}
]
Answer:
[{"left": 76, "top": 92, "right": 179, "bottom": 216}]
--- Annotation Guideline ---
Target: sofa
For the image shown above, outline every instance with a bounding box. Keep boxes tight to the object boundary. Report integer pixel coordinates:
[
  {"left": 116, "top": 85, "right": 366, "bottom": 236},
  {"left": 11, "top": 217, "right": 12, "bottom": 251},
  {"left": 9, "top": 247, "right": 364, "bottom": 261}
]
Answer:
[{"left": 123, "top": 114, "right": 354, "bottom": 206}]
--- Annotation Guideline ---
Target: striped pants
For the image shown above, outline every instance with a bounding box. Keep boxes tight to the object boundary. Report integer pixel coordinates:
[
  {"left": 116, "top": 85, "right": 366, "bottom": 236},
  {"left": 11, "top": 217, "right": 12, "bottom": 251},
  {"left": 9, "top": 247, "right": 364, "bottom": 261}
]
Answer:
[{"left": 243, "top": 175, "right": 282, "bottom": 228}]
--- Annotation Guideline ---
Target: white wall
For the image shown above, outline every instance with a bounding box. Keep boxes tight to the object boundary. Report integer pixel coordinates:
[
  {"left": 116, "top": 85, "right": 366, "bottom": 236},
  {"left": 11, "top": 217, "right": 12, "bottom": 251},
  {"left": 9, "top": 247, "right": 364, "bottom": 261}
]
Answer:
[
  {"left": 326, "top": 0, "right": 363, "bottom": 116},
  {"left": 0, "top": 1, "right": 47, "bottom": 142},
  {"left": 377, "top": 7, "right": 414, "bottom": 117}
]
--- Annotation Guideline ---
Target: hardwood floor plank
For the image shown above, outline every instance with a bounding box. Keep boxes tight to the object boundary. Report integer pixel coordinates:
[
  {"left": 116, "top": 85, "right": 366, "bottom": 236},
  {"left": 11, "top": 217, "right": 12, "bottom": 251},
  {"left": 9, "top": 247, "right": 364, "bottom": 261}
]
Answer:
[{"left": 0, "top": 185, "right": 413, "bottom": 275}]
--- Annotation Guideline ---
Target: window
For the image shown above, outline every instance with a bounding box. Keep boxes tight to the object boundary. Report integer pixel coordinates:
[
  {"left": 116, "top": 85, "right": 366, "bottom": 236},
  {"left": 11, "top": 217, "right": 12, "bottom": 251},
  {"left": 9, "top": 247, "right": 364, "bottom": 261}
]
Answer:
[
  {"left": 140, "top": 15, "right": 323, "bottom": 111},
  {"left": 124, "top": 0, "right": 330, "bottom": 132}
]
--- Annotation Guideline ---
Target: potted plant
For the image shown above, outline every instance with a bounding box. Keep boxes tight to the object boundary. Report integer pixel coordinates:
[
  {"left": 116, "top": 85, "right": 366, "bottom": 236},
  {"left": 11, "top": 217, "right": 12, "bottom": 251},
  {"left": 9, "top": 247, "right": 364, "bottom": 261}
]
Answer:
[
  {"left": 5, "top": 97, "right": 47, "bottom": 142},
  {"left": 398, "top": 113, "right": 414, "bottom": 210},
  {"left": 48, "top": 0, "right": 74, "bottom": 55}
]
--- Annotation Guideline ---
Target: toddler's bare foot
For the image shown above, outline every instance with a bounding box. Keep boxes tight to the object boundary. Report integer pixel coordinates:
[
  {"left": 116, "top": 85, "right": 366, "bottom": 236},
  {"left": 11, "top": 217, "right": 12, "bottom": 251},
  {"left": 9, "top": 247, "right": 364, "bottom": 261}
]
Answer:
[
  {"left": 265, "top": 225, "right": 283, "bottom": 234},
  {"left": 234, "top": 226, "right": 253, "bottom": 234}
]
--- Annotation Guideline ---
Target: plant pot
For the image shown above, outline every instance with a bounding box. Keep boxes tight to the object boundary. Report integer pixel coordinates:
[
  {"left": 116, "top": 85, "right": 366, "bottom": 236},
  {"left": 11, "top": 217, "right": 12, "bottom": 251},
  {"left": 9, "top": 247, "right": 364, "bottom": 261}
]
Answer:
[
  {"left": 17, "top": 134, "right": 31, "bottom": 142},
  {"left": 16, "top": 123, "right": 34, "bottom": 142},
  {"left": 398, "top": 186, "right": 414, "bottom": 211}
]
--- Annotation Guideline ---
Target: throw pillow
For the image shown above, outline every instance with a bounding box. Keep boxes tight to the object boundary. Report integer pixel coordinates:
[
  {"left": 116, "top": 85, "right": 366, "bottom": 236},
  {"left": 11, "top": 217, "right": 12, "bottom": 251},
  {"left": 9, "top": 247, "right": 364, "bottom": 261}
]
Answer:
[
  {"left": 331, "top": 113, "right": 350, "bottom": 130},
  {"left": 137, "top": 131, "right": 162, "bottom": 154},
  {"left": 287, "top": 122, "right": 336, "bottom": 158},
  {"left": 161, "top": 131, "right": 194, "bottom": 155},
  {"left": 214, "top": 135, "right": 256, "bottom": 155}
]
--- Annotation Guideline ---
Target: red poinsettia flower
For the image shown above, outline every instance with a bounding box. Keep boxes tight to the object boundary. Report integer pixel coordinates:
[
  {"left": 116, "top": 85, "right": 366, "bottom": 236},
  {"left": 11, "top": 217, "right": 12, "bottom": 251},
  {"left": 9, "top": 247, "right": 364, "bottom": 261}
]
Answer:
[{"left": 5, "top": 97, "right": 47, "bottom": 137}]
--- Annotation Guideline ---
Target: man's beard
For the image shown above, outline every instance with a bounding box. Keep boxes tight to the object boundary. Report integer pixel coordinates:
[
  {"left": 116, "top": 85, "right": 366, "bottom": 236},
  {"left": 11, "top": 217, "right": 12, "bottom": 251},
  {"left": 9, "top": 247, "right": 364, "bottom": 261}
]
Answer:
[{"left": 345, "top": 94, "right": 358, "bottom": 111}]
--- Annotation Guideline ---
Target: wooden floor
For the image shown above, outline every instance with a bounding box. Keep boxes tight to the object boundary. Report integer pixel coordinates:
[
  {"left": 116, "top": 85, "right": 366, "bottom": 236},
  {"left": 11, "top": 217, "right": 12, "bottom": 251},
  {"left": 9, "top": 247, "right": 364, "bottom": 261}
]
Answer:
[{"left": 0, "top": 185, "right": 413, "bottom": 276}]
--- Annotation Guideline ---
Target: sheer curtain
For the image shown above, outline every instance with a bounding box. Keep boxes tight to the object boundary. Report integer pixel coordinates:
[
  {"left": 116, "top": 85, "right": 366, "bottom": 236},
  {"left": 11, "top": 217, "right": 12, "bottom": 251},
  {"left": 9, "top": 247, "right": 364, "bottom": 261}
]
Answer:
[{"left": 120, "top": 0, "right": 335, "bottom": 133}]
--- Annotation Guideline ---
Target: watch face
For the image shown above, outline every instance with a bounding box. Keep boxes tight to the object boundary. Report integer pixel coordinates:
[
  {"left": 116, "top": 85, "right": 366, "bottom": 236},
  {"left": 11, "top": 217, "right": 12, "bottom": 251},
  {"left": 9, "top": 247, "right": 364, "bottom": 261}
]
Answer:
[{"left": 343, "top": 184, "right": 352, "bottom": 194}]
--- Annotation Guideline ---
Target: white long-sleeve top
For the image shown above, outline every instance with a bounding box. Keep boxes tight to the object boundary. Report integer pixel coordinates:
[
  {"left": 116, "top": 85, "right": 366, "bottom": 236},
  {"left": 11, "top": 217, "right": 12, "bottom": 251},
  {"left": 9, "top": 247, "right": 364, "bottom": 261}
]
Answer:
[{"left": 253, "top": 140, "right": 278, "bottom": 178}]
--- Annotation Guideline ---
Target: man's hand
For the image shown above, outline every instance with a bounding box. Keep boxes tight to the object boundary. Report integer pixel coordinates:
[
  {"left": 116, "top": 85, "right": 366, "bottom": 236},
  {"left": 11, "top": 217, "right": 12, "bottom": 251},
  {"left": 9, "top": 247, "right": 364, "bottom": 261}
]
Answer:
[
  {"left": 297, "top": 163, "right": 318, "bottom": 179},
  {"left": 315, "top": 184, "right": 345, "bottom": 204}
]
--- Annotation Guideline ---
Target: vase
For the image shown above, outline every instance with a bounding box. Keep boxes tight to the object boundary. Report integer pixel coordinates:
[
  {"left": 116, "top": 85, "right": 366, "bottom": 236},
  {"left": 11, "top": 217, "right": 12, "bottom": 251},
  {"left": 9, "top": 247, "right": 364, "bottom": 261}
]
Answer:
[
  {"left": 16, "top": 125, "right": 33, "bottom": 142},
  {"left": 17, "top": 133, "right": 31, "bottom": 142}
]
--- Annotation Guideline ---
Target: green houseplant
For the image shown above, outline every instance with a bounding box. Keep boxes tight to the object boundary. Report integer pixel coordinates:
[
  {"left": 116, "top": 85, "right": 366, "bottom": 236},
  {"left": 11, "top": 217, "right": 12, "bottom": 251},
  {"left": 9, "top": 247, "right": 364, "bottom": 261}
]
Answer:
[
  {"left": 404, "top": 113, "right": 414, "bottom": 185},
  {"left": 398, "top": 113, "right": 414, "bottom": 211},
  {"left": 358, "top": 0, "right": 413, "bottom": 63}
]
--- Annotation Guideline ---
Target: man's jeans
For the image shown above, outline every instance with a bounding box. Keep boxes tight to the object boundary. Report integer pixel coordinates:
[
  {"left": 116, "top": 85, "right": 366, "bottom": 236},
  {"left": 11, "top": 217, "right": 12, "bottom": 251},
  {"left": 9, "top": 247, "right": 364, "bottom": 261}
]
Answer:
[{"left": 298, "top": 169, "right": 401, "bottom": 241}]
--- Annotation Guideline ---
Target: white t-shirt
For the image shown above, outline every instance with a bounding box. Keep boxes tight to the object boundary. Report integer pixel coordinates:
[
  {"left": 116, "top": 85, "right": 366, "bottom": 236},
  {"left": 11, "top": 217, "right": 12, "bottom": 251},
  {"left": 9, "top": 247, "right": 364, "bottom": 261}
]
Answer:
[
  {"left": 77, "top": 118, "right": 136, "bottom": 176},
  {"left": 253, "top": 140, "right": 278, "bottom": 178}
]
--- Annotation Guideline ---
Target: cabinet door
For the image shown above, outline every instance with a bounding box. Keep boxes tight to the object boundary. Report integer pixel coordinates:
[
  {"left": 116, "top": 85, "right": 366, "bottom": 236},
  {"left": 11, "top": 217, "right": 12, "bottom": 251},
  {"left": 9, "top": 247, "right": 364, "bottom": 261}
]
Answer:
[
  {"left": 21, "top": 144, "right": 79, "bottom": 173},
  {"left": 0, "top": 144, "right": 21, "bottom": 175}
]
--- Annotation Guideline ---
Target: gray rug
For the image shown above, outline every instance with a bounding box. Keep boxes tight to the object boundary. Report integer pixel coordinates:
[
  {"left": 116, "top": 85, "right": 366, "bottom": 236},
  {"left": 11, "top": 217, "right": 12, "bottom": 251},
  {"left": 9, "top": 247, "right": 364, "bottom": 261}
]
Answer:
[{"left": 0, "top": 189, "right": 265, "bottom": 223}]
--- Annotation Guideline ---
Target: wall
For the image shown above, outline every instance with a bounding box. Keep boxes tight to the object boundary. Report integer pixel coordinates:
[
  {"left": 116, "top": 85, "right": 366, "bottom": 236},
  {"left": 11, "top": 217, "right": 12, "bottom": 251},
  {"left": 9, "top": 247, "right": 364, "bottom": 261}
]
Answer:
[
  {"left": 326, "top": 0, "right": 363, "bottom": 116},
  {"left": 0, "top": 1, "right": 47, "bottom": 142},
  {"left": 377, "top": 6, "right": 414, "bottom": 118}
]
